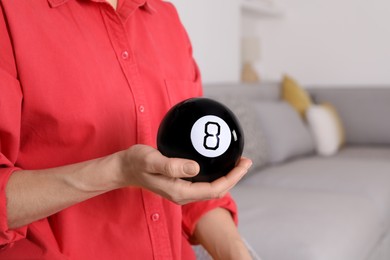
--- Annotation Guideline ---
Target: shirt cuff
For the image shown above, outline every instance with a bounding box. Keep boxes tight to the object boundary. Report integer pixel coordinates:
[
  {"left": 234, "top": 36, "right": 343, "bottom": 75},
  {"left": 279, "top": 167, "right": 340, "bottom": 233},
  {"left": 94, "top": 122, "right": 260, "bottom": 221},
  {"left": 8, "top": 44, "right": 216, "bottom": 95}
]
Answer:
[
  {"left": 0, "top": 167, "right": 27, "bottom": 248},
  {"left": 181, "top": 193, "right": 238, "bottom": 242}
]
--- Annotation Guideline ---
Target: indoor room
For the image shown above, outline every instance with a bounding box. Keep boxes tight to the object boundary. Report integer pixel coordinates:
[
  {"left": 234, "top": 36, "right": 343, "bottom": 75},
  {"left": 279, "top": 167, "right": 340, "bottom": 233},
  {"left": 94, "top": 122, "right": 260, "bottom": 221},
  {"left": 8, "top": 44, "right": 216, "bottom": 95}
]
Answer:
[{"left": 170, "top": 0, "right": 390, "bottom": 259}]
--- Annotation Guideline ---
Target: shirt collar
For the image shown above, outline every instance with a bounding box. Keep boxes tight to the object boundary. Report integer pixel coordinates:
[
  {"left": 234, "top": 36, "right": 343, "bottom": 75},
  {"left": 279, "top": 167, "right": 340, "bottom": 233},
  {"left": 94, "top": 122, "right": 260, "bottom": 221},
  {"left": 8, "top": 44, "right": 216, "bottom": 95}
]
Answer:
[{"left": 47, "top": 0, "right": 156, "bottom": 14}]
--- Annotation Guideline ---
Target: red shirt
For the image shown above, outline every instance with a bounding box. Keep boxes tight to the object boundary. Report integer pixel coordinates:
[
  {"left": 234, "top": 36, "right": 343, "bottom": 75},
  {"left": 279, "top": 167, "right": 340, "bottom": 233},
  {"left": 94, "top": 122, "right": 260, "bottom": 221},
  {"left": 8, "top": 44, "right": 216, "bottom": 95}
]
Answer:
[{"left": 0, "top": 0, "right": 237, "bottom": 259}]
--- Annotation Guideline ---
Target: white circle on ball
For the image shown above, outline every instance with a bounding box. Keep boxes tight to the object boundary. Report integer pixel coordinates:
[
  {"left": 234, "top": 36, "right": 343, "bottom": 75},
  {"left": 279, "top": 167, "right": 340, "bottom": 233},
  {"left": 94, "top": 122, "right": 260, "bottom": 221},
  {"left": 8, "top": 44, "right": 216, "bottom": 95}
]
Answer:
[{"left": 190, "top": 115, "right": 232, "bottom": 158}]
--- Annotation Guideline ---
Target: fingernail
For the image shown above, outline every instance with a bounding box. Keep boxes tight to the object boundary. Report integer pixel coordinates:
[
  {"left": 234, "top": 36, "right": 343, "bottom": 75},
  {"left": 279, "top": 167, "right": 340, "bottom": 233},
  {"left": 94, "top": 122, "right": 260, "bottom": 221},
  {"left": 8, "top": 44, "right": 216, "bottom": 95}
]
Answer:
[
  {"left": 248, "top": 161, "right": 253, "bottom": 168},
  {"left": 184, "top": 163, "right": 198, "bottom": 176}
]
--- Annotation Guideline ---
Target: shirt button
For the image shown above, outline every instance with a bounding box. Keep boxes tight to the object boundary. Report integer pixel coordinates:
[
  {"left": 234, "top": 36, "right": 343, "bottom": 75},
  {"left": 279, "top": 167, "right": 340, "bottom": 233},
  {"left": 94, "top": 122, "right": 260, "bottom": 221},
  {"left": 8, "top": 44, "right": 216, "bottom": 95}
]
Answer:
[
  {"left": 139, "top": 105, "right": 145, "bottom": 113},
  {"left": 121, "top": 51, "right": 129, "bottom": 60},
  {"left": 151, "top": 213, "right": 160, "bottom": 222}
]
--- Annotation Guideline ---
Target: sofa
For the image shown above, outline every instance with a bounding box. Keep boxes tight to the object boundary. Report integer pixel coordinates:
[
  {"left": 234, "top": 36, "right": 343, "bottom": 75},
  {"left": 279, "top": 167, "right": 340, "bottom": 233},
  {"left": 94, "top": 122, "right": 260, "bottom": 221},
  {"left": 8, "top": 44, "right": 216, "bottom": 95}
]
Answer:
[{"left": 200, "top": 82, "right": 390, "bottom": 260}]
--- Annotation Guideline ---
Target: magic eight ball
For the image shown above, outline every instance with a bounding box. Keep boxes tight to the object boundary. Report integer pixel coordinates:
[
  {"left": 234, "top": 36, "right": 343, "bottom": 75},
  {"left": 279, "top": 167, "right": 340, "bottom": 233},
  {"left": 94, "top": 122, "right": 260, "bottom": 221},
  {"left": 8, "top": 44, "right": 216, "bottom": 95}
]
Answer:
[{"left": 157, "top": 97, "right": 244, "bottom": 182}]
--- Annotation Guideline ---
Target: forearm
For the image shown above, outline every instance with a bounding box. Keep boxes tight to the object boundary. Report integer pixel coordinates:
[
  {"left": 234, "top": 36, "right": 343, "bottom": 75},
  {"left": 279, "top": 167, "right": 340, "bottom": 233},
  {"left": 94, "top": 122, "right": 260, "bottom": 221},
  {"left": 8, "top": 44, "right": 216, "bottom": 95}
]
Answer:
[
  {"left": 193, "top": 207, "right": 252, "bottom": 260},
  {"left": 5, "top": 145, "right": 251, "bottom": 230},
  {"left": 6, "top": 153, "right": 121, "bottom": 229}
]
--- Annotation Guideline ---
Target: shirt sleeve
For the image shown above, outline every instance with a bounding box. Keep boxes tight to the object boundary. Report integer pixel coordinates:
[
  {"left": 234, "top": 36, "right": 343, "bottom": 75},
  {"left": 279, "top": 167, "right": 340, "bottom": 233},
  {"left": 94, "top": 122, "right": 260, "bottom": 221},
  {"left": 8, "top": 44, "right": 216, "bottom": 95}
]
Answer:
[
  {"left": 0, "top": 69, "right": 27, "bottom": 247},
  {"left": 165, "top": 1, "right": 237, "bottom": 244},
  {"left": 181, "top": 193, "right": 238, "bottom": 242},
  {"left": 0, "top": 5, "right": 28, "bottom": 247}
]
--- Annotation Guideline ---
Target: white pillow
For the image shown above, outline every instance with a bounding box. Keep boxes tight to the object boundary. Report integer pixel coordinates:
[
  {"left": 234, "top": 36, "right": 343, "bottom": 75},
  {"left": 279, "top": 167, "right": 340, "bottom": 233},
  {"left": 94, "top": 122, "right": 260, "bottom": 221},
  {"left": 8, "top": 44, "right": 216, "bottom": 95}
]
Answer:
[{"left": 306, "top": 105, "right": 340, "bottom": 156}]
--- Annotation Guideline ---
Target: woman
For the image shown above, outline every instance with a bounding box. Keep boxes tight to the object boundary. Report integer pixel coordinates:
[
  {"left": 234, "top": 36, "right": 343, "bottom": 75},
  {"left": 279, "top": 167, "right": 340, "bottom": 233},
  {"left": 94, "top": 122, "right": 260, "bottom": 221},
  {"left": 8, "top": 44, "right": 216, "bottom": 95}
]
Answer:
[{"left": 0, "top": 0, "right": 252, "bottom": 259}]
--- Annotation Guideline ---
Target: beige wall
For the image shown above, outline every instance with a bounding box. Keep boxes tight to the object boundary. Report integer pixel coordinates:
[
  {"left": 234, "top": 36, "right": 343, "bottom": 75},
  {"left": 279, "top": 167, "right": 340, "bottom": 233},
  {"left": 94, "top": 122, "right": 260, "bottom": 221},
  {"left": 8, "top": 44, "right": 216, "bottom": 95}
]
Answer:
[
  {"left": 168, "top": 0, "right": 241, "bottom": 84},
  {"left": 246, "top": 0, "right": 390, "bottom": 87},
  {"left": 170, "top": 0, "right": 390, "bottom": 87}
]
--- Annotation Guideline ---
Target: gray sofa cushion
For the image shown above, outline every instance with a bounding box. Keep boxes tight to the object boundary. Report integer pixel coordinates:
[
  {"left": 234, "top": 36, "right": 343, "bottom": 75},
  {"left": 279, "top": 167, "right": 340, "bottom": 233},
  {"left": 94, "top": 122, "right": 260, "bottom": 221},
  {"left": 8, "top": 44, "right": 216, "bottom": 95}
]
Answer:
[
  {"left": 231, "top": 186, "right": 383, "bottom": 260},
  {"left": 241, "top": 147, "right": 390, "bottom": 221},
  {"left": 254, "top": 101, "right": 315, "bottom": 164}
]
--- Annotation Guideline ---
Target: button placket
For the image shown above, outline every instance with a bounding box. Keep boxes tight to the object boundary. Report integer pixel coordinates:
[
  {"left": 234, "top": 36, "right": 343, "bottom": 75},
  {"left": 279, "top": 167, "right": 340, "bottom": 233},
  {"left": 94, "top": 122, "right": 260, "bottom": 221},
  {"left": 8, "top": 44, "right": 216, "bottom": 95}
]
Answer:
[
  {"left": 151, "top": 213, "right": 160, "bottom": 222},
  {"left": 121, "top": 50, "right": 129, "bottom": 60},
  {"left": 100, "top": 4, "right": 151, "bottom": 145}
]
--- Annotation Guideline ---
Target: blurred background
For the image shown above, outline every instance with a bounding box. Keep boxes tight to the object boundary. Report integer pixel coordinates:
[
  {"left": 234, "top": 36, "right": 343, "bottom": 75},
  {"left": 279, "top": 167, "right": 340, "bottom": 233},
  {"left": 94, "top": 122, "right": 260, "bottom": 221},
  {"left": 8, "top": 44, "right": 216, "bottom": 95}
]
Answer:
[
  {"left": 167, "top": 2, "right": 390, "bottom": 259},
  {"left": 168, "top": 0, "right": 390, "bottom": 87}
]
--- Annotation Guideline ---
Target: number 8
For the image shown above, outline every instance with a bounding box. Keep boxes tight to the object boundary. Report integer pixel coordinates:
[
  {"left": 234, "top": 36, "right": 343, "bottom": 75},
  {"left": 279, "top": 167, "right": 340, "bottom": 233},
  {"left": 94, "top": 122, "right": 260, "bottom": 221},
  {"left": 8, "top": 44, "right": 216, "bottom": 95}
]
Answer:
[{"left": 203, "top": 122, "right": 220, "bottom": 150}]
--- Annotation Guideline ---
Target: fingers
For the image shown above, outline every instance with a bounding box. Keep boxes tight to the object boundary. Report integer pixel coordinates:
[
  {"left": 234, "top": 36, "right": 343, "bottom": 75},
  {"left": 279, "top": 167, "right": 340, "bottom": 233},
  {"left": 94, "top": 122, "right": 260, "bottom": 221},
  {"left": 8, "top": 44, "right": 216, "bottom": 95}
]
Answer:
[
  {"left": 154, "top": 157, "right": 252, "bottom": 205},
  {"left": 188, "top": 157, "right": 252, "bottom": 201},
  {"left": 128, "top": 145, "right": 252, "bottom": 205},
  {"left": 208, "top": 157, "right": 252, "bottom": 197}
]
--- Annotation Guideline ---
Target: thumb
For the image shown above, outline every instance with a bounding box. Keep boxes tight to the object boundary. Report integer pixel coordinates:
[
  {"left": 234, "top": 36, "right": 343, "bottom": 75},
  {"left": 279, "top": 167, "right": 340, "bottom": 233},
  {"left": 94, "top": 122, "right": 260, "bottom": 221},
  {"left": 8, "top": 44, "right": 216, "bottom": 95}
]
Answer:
[{"left": 160, "top": 158, "right": 200, "bottom": 178}]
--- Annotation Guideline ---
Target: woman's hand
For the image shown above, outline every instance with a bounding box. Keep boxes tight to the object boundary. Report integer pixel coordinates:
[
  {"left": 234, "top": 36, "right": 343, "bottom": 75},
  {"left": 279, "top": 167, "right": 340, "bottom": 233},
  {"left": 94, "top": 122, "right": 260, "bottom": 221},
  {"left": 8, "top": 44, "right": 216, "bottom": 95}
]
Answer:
[
  {"left": 115, "top": 144, "right": 252, "bottom": 205},
  {"left": 6, "top": 144, "right": 251, "bottom": 228}
]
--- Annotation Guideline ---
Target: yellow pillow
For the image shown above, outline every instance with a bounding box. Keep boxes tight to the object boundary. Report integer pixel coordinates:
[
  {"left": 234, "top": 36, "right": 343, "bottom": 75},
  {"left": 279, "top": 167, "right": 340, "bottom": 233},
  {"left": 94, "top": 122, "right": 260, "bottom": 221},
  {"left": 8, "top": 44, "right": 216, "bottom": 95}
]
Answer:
[
  {"left": 281, "top": 75, "right": 312, "bottom": 118},
  {"left": 322, "top": 102, "right": 346, "bottom": 147}
]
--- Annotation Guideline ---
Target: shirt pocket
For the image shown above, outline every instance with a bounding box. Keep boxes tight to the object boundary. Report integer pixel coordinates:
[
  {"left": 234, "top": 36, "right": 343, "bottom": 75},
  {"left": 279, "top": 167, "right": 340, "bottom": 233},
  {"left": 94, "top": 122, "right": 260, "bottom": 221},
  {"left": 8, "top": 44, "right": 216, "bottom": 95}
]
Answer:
[{"left": 164, "top": 79, "right": 202, "bottom": 107}]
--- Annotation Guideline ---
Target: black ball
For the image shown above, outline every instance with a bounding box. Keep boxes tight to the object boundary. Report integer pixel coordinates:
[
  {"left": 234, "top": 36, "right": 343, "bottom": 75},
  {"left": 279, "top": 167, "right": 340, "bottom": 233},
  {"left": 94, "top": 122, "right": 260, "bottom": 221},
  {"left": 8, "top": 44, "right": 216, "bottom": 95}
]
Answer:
[{"left": 157, "top": 97, "right": 244, "bottom": 182}]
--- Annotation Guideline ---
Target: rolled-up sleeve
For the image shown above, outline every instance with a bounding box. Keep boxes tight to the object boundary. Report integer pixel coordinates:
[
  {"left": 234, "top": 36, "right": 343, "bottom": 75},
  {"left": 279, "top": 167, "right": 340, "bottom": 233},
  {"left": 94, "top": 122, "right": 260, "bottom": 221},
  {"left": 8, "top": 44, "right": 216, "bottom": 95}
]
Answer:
[
  {"left": 181, "top": 193, "right": 238, "bottom": 242},
  {"left": 0, "top": 5, "right": 27, "bottom": 246},
  {"left": 0, "top": 68, "right": 27, "bottom": 247}
]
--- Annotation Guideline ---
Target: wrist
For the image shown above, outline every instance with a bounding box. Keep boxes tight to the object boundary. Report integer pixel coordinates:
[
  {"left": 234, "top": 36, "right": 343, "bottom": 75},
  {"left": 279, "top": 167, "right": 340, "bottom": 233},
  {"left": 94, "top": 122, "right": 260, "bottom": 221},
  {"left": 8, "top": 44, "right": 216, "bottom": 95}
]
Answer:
[
  {"left": 65, "top": 153, "right": 124, "bottom": 194},
  {"left": 193, "top": 207, "right": 253, "bottom": 260},
  {"left": 108, "top": 150, "right": 130, "bottom": 189},
  {"left": 220, "top": 238, "right": 252, "bottom": 260},
  {"left": 203, "top": 235, "right": 251, "bottom": 260}
]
